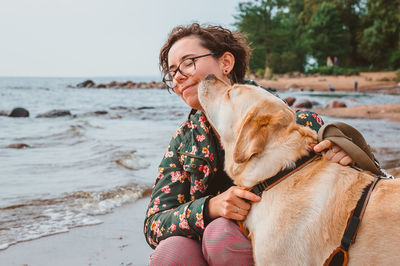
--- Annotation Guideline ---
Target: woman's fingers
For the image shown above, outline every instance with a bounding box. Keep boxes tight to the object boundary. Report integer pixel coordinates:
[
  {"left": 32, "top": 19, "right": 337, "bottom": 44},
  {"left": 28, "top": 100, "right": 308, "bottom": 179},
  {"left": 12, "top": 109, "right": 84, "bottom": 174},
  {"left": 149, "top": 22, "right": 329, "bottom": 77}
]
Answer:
[
  {"left": 328, "top": 145, "right": 353, "bottom": 165},
  {"left": 314, "top": 140, "right": 354, "bottom": 166},
  {"left": 233, "top": 187, "right": 261, "bottom": 203},
  {"left": 208, "top": 186, "right": 261, "bottom": 220},
  {"left": 339, "top": 155, "right": 353, "bottom": 166},
  {"left": 331, "top": 150, "right": 347, "bottom": 163},
  {"left": 229, "top": 204, "right": 249, "bottom": 221},
  {"left": 313, "top": 139, "right": 332, "bottom": 153}
]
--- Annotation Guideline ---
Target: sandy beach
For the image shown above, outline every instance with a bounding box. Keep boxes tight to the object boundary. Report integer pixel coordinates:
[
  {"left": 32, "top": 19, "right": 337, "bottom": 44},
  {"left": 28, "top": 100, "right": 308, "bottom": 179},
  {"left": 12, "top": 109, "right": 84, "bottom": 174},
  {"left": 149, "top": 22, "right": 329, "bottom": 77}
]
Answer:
[
  {"left": 257, "top": 71, "right": 399, "bottom": 93},
  {"left": 0, "top": 197, "right": 153, "bottom": 266},
  {"left": 312, "top": 103, "right": 400, "bottom": 122}
]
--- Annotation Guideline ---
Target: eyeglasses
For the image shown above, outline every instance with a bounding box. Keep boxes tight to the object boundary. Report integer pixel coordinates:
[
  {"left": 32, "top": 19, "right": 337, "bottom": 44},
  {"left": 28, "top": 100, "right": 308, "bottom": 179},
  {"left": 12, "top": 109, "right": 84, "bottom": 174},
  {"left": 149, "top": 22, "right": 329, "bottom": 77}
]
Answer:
[{"left": 163, "top": 53, "right": 216, "bottom": 90}]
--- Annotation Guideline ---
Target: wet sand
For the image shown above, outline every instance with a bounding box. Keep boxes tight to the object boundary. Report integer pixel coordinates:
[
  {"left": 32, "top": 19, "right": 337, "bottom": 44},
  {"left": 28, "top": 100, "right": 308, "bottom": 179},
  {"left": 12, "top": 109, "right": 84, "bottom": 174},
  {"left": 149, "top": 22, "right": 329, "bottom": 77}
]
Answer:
[
  {"left": 256, "top": 71, "right": 399, "bottom": 93},
  {"left": 0, "top": 197, "right": 153, "bottom": 266},
  {"left": 312, "top": 103, "right": 400, "bottom": 122}
]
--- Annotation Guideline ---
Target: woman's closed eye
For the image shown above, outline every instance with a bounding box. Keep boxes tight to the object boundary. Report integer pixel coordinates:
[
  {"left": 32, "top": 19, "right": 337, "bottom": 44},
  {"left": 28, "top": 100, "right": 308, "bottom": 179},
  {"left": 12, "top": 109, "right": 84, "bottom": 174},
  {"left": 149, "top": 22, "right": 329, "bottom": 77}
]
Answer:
[{"left": 181, "top": 60, "right": 194, "bottom": 68}]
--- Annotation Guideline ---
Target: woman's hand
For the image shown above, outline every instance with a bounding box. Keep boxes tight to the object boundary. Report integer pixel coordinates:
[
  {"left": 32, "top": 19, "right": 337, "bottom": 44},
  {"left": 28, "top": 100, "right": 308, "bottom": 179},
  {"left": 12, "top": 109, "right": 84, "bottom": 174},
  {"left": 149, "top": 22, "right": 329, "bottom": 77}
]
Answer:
[
  {"left": 313, "top": 139, "right": 353, "bottom": 166},
  {"left": 208, "top": 186, "right": 261, "bottom": 221}
]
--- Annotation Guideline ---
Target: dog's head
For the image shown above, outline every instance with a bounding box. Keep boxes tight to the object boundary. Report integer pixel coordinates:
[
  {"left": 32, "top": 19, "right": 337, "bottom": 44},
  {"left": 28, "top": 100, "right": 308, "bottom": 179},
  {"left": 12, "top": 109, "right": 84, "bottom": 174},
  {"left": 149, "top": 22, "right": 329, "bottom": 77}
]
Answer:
[{"left": 198, "top": 75, "right": 316, "bottom": 186}]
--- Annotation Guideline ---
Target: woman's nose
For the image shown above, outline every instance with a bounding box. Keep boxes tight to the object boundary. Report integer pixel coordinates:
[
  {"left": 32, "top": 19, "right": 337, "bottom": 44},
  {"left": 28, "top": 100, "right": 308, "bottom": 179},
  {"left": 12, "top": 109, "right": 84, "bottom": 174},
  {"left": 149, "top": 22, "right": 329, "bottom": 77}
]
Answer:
[{"left": 173, "top": 70, "right": 187, "bottom": 87}]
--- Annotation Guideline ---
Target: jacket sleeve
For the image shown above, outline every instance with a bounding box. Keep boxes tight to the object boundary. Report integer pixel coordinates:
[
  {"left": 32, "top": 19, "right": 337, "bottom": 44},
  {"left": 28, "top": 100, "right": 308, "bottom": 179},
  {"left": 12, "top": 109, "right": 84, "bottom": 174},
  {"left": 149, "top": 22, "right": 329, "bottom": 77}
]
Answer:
[
  {"left": 295, "top": 110, "right": 324, "bottom": 133},
  {"left": 144, "top": 125, "right": 209, "bottom": 249}
]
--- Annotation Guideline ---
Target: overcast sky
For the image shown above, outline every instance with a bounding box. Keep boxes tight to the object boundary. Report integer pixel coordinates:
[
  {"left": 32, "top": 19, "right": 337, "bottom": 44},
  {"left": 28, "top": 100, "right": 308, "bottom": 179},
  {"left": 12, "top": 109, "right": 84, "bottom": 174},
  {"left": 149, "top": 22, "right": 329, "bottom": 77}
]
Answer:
[{"left": 0, "top": 0, "right": 243, "bottom": 77}]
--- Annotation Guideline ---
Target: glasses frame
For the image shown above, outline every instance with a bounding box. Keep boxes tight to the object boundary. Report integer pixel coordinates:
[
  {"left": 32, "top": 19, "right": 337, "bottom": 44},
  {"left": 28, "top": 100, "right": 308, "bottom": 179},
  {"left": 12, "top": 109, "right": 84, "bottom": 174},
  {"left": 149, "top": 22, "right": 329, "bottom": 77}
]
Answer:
[{"left": 163, "top": 52, "right": 216, "bottom": 91}]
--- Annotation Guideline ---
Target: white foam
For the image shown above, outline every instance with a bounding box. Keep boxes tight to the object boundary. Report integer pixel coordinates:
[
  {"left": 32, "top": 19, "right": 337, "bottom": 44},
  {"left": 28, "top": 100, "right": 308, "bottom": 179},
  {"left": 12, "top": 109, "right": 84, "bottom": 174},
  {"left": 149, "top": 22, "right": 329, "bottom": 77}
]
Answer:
[{"left": 0, "top": 184, "right": 146, "bottom": 251}]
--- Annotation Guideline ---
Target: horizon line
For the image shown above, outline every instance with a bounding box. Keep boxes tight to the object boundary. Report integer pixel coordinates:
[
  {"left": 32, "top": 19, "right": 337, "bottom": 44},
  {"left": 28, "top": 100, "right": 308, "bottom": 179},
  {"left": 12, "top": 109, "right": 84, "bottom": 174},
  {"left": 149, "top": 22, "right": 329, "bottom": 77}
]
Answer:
[{"left": 0, "top": 74, "right": 162, "bottom": 79}]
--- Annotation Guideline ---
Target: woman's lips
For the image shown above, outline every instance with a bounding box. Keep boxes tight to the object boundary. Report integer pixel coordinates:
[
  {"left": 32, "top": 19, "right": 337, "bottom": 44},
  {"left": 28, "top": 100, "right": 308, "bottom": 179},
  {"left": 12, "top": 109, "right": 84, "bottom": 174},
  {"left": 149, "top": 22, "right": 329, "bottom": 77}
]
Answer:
[{"left": 181, "top": 83, "right": 196, "bottom": 94}]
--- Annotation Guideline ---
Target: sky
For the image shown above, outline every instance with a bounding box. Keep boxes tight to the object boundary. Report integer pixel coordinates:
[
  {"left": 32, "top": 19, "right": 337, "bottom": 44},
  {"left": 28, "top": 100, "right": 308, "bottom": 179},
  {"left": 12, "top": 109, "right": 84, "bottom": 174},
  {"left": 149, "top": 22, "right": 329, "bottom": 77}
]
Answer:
[{"left": 0, "top": 0, "right": 244, "bottom": 78}]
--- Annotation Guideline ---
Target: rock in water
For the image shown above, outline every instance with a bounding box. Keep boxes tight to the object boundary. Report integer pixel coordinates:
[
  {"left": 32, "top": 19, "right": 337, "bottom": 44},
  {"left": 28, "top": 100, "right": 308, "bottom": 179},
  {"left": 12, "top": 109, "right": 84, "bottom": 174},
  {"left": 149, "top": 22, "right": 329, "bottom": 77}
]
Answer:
[
  {"left": 9, "top": 107, "right": 29, "bottom": 117},
  {"left": 36, "top": 109, "right": 72, "bottom": 118},
  {"left": 6, "top": 143, "right": 30, "bottom": 149},
  {"left": 76, "top": 80, "right": 95, "bottom": 88}
]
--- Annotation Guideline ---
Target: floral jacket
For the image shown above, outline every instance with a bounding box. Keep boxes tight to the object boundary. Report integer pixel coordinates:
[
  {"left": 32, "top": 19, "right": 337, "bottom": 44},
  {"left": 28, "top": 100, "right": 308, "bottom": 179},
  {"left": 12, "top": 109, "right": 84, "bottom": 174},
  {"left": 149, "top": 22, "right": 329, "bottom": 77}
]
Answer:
[{"left": 144, "top": 85, "right": 324, "bottom": 249}]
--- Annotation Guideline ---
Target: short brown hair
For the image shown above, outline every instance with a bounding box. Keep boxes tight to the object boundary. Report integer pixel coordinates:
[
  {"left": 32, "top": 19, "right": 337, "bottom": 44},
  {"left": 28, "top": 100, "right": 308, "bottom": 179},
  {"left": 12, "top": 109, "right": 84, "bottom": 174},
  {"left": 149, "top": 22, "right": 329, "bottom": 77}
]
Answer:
[{"left": 159, "top": 23, "right": 251, "bottom": 84}]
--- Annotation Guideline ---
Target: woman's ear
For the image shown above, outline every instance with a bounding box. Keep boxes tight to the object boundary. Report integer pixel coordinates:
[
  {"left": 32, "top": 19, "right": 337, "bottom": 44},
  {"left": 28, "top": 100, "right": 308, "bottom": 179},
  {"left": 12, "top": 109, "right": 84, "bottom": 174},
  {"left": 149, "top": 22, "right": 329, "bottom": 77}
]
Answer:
[{"left": 219, "top": 52, "right": 235, "bottom": 75}]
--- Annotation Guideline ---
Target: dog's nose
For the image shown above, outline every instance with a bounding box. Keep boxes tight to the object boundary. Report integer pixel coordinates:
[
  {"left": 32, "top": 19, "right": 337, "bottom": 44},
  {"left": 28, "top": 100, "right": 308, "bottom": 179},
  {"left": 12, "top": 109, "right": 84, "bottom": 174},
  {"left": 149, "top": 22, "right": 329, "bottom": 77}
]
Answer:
[{"left": 204, "top": 74, "right": 215, "bottom": 81}]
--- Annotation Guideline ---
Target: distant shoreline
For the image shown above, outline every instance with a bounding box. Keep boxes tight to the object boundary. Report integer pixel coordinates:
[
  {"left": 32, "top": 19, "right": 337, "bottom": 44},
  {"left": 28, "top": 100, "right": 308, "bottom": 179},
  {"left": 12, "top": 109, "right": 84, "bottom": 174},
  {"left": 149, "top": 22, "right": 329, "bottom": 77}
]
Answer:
[
  {"left": 255, "top": 71, "right": 400, "bottom": 94},
  {"left": 253, "top": 71, "right": 400, "bottom": 122},
  {"left": 71, "top": 79, "right": 165, "bottom": 89},
  {"left": 68, "top": 71, "right": 400, "bottom": 93}
]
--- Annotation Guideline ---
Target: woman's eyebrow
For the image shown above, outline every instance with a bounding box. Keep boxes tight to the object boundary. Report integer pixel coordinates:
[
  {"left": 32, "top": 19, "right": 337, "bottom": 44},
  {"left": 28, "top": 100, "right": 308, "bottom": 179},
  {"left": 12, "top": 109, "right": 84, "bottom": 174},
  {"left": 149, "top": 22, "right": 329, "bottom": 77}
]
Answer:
[{"left": 168, "top": 54, "right": 196, "bottom": 69}]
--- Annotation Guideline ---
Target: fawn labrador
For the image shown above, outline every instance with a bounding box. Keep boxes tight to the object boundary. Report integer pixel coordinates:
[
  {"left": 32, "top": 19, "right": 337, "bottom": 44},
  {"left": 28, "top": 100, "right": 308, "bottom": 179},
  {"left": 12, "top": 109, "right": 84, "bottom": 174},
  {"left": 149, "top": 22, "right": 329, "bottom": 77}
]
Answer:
[{"left": 198, "top": 75, "right": 400, "bottom": 265}]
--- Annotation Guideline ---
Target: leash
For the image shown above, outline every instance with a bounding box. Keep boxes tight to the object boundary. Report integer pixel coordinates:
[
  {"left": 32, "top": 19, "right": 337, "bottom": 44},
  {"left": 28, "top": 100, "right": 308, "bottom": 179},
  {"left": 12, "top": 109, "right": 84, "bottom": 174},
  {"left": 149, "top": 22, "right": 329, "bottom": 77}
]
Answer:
[
  {"left": 324, "top": 177, "right": 381, "bottom": 266},
  {"left": 237, "top": 151, "right": 320, "bottom": 236}
]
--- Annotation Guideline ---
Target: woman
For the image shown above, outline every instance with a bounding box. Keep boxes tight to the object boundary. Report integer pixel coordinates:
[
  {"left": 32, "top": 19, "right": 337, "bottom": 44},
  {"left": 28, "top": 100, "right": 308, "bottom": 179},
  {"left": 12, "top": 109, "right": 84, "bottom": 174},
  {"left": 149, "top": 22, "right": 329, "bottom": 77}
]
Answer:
[{"left": 144, "top": 23, "right": 352, "bottom": 265}]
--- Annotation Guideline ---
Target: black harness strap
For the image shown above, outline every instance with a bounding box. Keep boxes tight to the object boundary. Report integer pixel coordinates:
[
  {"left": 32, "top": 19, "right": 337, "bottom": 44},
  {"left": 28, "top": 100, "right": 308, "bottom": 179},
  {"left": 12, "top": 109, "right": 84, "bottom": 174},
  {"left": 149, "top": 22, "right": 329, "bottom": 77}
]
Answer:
[
  {"left": 324, "top": 177, "right": 381, "bottom": 266},
  {"left": 250, "top": 151, "right": 319, "bottom": 196}
]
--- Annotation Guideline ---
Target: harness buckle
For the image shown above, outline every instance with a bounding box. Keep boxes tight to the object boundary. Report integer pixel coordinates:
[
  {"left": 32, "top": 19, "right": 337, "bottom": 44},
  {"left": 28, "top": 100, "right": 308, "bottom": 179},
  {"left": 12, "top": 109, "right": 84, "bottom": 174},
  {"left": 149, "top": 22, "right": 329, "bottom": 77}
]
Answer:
[{"left": 379, "top": 168, "right": 395, "bottom": 179}]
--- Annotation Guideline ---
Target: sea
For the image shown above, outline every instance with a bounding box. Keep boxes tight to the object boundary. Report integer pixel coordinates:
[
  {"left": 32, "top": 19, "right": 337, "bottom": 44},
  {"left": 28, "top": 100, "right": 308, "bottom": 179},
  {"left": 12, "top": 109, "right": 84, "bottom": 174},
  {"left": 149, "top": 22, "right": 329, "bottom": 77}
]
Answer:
[{"left": 0, "top": 76, "right": 399, "bottom": 251}]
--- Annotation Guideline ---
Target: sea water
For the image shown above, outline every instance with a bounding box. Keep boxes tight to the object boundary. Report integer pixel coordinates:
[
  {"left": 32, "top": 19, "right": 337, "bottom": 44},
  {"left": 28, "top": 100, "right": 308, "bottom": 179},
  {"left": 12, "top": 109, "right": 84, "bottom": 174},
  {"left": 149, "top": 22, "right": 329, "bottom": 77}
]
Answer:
[
  {"left": 0, "top": 76, "right": 189, "bottom": 250},
  {"left": 0, "top": 77, "right": 399, "bottom": 250}
]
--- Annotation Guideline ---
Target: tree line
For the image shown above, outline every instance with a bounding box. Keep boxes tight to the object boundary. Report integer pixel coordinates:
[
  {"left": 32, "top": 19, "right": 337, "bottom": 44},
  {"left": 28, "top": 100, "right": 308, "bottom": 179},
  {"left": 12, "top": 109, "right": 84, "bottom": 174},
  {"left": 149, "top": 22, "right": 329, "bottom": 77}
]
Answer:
[{"left": 234, "top": 0, "right": 400, "bottom": 75}]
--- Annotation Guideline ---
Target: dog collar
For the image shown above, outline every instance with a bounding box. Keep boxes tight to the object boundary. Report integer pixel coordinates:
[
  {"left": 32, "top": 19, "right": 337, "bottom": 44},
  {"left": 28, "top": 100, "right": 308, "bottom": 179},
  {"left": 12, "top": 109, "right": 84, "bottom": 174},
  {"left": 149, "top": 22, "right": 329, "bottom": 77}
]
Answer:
[{"left": 249, "top": 151, "right": 320, "bottom": 196}]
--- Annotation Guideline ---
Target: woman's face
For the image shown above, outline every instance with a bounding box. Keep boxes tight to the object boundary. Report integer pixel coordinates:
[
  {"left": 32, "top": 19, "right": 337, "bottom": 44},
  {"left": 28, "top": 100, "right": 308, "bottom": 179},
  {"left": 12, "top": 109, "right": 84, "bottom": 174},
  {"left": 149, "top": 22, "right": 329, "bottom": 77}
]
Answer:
[{"left": 167, "top": 36, "right": 231, "bottom": 110}]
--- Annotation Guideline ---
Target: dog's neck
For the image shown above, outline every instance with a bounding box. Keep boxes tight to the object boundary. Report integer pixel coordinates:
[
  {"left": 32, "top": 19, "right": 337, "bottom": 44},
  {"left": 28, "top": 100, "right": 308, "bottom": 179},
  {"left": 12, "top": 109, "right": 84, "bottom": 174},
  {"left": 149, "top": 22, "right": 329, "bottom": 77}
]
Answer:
[{"left": 226, "top": 124, "right": 318, "bottom": 187}]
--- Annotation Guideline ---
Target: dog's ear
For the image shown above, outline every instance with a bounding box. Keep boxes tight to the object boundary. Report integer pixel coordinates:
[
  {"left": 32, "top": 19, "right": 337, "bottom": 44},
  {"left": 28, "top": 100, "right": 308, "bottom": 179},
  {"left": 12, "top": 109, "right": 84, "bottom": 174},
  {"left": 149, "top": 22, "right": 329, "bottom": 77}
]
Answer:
[{"left": 233, "top": 109, "right": 272, "bottom": 164}]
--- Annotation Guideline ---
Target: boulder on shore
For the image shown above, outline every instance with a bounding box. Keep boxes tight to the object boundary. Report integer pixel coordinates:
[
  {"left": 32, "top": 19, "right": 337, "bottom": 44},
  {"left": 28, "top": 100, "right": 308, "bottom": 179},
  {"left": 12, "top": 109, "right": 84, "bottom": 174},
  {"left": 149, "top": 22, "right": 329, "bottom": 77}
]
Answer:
[
  {"left": 326, "top": 100, "right": 347, "bottom": 108},
  {"left": 284, "top": 97, "right": 296, "bottom": 106},
  {"left": 9, "top": 107, "right": 29, "bottom": 117},
  {"left": 293, "top": 99, "right": 313, "bottom": 109}
]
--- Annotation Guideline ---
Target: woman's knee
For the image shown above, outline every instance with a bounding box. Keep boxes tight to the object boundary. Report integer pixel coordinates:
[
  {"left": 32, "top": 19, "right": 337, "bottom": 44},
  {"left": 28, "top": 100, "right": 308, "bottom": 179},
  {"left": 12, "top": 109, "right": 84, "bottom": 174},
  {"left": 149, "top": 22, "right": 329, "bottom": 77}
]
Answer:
[
  {"left": 149, "top": 236, "right": 207, "bottom": 266},
  {"left": 202, "top": 217, "right": 254, "bottom": 265},
  {"left": 203, "top": 217, "right": 244, "bottom": 242}
]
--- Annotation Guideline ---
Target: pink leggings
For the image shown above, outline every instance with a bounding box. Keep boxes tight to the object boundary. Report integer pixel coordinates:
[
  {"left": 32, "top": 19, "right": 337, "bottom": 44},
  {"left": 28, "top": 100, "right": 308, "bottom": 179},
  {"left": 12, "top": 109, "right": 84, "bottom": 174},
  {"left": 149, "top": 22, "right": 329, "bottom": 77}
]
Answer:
[{"left": 149, "top": 217, "right": 254, "bottom": 265}]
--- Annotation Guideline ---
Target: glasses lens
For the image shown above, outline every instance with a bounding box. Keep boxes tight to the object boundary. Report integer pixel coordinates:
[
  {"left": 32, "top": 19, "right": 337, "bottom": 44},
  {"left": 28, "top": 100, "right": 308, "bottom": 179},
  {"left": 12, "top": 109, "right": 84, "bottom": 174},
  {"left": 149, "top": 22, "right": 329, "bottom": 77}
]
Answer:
[
  {"left": 163, "top": 71, "right": 175, "bottom": 89},
  {"left": 179, "top": 58, "right": 196, "bottom": 77}
]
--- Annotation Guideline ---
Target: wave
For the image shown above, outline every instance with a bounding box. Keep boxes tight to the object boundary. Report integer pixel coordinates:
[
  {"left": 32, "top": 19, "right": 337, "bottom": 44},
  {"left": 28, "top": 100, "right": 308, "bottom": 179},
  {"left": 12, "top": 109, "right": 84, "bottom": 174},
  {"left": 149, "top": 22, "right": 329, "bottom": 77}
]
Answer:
[
  {"left": 115, "top": 150, "right": 151, "bottom": 170},
  {"left": 13, "top": 124, "right": 88, "bottom": 143},
  {"left": 0, "top": 184, "right": 151, "bottom": 251}
]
